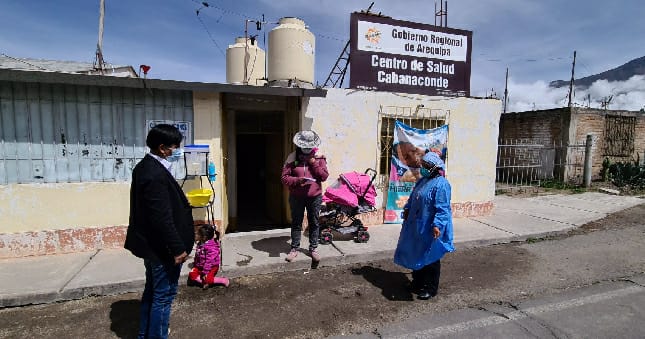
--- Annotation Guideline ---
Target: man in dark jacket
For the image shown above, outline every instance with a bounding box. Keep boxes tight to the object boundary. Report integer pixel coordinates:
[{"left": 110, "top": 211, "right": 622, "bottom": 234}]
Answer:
[{"left": 124, "top": 124, "right": 194, "bottom": 339}]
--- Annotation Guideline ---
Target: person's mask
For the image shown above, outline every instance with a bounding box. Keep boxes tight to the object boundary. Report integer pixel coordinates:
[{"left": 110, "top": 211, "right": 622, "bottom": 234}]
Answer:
[
  {"left": 420, "top": 165, "right": 437, "bottom": 178},
  {"left": 167, "top": 148, "right": 183, "bottom": 162},
  {"left": 300, "top": 147, "right": 313, "bottom": 154}
]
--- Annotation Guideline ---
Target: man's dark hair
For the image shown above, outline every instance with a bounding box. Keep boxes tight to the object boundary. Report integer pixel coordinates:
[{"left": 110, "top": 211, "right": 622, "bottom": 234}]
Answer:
[{"left": 146, "top": 124, "right": 183, "bottom": 149}]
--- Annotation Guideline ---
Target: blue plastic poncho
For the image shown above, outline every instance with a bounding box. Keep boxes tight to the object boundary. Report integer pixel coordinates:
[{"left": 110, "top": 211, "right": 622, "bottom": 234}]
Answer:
[{"left": 393, "top": 175, "right": 454, "bottom": 270}]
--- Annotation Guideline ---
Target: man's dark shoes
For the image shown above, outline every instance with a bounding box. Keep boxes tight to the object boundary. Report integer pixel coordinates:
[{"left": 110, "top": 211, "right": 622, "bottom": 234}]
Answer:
[
  {"left": 416, "top": 289, "right": 434, "bottom": 300},
  {"left": 407, "top": 282, "right": 423, "bottom": 295}
]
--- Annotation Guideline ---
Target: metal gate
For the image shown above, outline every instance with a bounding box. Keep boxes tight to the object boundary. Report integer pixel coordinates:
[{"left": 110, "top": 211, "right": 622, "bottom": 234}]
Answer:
[{"left": 496, "top": 139, "right": 587, "bottom": 191}]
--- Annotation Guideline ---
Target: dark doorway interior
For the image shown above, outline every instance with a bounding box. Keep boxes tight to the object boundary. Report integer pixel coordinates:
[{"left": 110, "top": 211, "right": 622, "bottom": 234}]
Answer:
[{"left": 234, "top": 112, "right": 288, "bottom": 232}]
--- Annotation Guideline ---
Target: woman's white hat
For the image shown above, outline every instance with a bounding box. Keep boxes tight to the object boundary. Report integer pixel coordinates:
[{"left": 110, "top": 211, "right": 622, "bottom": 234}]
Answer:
[{"left": 292, "top": 130, "right": 321, "bottom": 148}]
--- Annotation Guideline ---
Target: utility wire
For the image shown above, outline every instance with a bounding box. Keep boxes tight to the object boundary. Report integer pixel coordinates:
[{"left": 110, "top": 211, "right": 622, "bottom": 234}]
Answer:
[
  {"left": 190, "top": 0, "right": 255, "bottom": 19},
  {"left": 195, "top": 11, "right": 226, "bottom": 56}
]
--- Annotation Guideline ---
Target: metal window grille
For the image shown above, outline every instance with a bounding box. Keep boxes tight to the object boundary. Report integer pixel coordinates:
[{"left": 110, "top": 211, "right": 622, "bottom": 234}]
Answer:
[
  {"left": 377, "top": 105, "right": 448, "bottom": 188},
  {"left": 604, "top": 115, "right": 636, "bottom": 157}
]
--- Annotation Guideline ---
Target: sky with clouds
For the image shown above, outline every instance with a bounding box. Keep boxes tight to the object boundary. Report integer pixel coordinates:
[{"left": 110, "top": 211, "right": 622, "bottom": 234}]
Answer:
[{"left": 1, "top": 0, "right": 643, "bottom": 111}]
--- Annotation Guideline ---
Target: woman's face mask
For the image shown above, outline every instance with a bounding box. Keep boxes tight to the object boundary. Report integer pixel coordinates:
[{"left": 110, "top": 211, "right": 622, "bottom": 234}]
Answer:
[
  {"left": 300, "top": 147, "right": 313, "bottom": 154},
  {"left": 420, "top": 164, "right": 437, "bottom": 178}
]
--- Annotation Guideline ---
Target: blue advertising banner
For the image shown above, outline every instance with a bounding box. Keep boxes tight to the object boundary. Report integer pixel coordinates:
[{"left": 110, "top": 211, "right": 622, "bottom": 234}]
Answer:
[{"left": 384, "top": 121, "right": 448, "bottom": 223}]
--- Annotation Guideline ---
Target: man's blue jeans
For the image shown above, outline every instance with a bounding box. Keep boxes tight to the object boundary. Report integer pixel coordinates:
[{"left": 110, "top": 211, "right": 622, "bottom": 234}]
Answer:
[{"left": 138, "top": 259, "right": 182, "bottom": 339}]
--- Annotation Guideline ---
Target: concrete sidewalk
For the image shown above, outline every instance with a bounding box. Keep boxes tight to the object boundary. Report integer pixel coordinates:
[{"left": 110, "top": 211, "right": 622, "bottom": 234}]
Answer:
[{"left": 1, "top": 192, "right": 642, "bottom": 308}]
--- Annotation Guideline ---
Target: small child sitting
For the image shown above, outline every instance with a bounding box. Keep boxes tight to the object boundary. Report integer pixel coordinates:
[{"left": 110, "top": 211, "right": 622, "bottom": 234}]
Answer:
[{"left": 188, "top": 224, "right": 229, "bottom": 288}]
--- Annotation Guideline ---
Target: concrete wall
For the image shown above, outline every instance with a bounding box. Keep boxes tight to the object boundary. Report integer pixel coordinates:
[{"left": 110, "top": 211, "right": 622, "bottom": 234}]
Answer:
[
  {"left": 304, "top": 89, "right": 501, "bottom": 219},
  {"left": 0, "top": 182, "right": 130, "bottom": 257},
  {"left": 0, "top": 92, "right": 224, "bottom": 259},
  {"left": 570, "top": 108, "right": 645, "bottom": 179}
]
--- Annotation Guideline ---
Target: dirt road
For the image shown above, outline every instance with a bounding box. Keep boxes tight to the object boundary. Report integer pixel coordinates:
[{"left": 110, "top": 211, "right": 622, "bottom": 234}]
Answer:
[{"left": 1, "top": 203, "right": 643, "bottom": 339}]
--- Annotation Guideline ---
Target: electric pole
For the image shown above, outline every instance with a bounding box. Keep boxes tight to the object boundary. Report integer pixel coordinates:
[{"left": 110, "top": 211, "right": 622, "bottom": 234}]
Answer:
[
  {"left": 567, "top": 50, "right": 576, "bottom": 108},
  {"left": 503, "top": 67, "right": 509, "bottom": 113}
]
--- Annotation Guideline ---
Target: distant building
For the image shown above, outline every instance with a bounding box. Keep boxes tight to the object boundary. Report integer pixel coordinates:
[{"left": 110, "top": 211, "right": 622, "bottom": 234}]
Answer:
[
  {"left": 498, "top": 107, "right": 645, "bottom": 184},
  {"left": 0, "top": 55, "right": 137, "bottom": 77}
]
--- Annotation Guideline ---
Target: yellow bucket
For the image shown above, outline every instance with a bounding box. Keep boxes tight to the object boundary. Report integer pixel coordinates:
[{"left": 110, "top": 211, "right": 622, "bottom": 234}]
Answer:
[{"left": 186, "top": 188, "right": 213, "bottom": 207}]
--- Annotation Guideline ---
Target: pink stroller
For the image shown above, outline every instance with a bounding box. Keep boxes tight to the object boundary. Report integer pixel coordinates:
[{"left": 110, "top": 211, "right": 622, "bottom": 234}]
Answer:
[{"left": 319, "top": 168, "right": 377, "bottom": 244}]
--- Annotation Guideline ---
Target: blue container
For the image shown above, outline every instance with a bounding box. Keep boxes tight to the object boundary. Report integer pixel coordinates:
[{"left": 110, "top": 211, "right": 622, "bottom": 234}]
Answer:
[{"left": 208, "top": 162, "right": 217, "bottom": 182}]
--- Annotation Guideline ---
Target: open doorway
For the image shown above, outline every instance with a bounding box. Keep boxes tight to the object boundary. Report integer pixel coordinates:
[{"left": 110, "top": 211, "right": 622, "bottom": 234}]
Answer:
[{"left": 233, "top": 111, "right": 288, "bottom": 232}]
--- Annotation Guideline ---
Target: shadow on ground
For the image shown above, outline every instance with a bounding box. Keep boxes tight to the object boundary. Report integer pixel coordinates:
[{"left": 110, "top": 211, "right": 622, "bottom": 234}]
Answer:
[
  {"left": 352, "top": 265, "right": 414, "bottom": 301},
  {"left": 250, "top": 235, "right": 290, "bottom": 258},
  {"left": 110, "top": 299, "right": 140, "bottom": 339}
]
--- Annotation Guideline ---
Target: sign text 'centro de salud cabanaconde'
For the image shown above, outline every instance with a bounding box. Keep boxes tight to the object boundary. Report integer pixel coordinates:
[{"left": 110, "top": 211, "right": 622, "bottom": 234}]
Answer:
[{"left": 350, "top": 12, "right": 472, "bottom": 97}]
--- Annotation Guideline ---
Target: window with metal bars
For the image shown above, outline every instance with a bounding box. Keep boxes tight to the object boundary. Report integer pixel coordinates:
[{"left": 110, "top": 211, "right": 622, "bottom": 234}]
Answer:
[
  {"left": 603, "top": 115, "right": 635, "bottom": 157},
  {"left": 379, "top": 116, "right": 446, "bottom": 175}
]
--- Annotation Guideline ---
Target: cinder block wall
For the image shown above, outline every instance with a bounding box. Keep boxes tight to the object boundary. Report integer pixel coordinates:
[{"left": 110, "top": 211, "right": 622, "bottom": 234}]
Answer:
[
  {"left": 498, "top": 108, "right": 569, "bottom": 144},
  {"left": 571, "top": 108, "right": 645, "bottom": 179}
]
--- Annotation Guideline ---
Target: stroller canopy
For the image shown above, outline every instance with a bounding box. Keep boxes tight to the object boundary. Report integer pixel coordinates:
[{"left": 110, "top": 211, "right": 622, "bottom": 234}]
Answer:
[{"left": 323, "top": 171, "right": 376, "bottom": 208}]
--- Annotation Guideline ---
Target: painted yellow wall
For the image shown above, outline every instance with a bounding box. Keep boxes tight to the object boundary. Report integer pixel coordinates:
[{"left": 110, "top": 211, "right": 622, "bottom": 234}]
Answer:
[
  {"left": 303, "top": 88, "right": 501, "bottom": 206},
  {"left": 0, "top": 182, "right": 130, "bottom": 233},
  {"left": 445, "top": 98, "right": 501, "bottom": 203},
  {"left": 188, "top": 92, "right": 227, "bottom": 229}
]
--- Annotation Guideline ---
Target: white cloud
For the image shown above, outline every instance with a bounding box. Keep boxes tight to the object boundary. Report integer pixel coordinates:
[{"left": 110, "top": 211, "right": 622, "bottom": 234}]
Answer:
[{"left": 506, "top": 75, "right": 645, "bottom": 112}]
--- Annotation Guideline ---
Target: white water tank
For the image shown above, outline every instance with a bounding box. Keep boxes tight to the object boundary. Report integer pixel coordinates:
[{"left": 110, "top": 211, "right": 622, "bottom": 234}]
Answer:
[
  {"left": 226, "top": 37, "right": 266, "bottom": 86},
  {"left": 267, "top": 17, "right": 315, "bottom": 88}
]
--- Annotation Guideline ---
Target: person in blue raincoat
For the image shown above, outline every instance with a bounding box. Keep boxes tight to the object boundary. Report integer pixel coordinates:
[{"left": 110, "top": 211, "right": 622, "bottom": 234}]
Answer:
[{"left": 394, "top": 151, "right": 454, "bottom": 300}]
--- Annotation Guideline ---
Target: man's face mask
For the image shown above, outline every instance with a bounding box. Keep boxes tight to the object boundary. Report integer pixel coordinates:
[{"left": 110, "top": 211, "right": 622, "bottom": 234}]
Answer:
[{"left": 167, "top": 148, "right": 183, "bottom": 162}]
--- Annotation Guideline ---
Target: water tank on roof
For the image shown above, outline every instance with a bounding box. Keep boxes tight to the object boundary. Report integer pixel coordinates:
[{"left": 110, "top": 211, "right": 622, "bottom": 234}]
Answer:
[
  {"left": 226, "top": 37, "right": 266, "bottom": 86},
  {"left": 267, "top": 17, "right": 315, "bottom": 88}
]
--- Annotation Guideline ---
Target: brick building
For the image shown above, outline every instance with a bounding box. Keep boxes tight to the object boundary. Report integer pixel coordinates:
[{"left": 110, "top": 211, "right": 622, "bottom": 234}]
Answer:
[{"left": 499, "top": 107, "right": 645, "bottom": 182}]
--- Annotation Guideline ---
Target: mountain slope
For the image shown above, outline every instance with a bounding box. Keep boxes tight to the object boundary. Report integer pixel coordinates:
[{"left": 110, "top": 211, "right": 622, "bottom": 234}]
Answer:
[{"left": 550, "top": 55, "right": 645, "bottom": 89}]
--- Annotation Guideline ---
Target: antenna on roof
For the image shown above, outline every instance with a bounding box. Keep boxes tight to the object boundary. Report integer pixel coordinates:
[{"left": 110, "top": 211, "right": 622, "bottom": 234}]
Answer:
[
  {"left": 435, "top": 1, "right": 447, "bottom": 27},
  {"left": 323, "top": 2, "right": 375, "bottom": 88},
  {"left": 94, "top": 0, "right": 107, "bottom": 73}
]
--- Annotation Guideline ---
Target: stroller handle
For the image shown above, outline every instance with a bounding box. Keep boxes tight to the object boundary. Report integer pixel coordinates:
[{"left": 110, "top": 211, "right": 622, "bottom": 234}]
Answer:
[{"left": 357, "top": 168, "right": 378, "bottom": 206}]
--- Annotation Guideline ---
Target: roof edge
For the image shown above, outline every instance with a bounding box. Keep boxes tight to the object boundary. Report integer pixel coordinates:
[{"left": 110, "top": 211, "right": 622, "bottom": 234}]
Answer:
[{"left": 0, "top": 69, "right": 327, "bottom": 98}]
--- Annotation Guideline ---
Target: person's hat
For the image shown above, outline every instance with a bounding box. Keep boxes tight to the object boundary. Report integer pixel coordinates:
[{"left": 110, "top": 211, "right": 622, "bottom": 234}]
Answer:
[
  {"left": 422, "top": 151, "right": 445, "bottom": 169},
  {"left": 292, "top": 130, "right": 321, "bottom": 148}
]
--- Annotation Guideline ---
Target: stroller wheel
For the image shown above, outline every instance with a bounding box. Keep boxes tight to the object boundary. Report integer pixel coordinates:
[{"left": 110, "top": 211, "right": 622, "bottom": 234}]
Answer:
[
  {"left": 320, "top": 230, "right": 334, "bottom": 245},
  {"left": 355, "top": 230, "right": 370, "bottom": 243}
]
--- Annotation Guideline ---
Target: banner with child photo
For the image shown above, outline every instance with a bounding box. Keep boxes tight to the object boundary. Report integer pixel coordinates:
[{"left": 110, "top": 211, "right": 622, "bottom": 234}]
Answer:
[{"left": 384, "top": 121, "right": 448, "bottom": 223}]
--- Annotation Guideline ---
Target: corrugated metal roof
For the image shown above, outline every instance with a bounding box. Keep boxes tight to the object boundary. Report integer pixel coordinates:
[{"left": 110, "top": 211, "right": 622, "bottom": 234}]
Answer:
[{"left": 0, "top": 55, "right": 137, "bottom": 77}]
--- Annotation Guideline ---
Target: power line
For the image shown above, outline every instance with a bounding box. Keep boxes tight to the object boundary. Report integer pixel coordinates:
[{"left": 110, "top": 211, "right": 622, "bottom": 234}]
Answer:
[
  {"left": 190, "top": 0, "right": 256, "bottom": 19},
  {"left": 195, "top": 11, "right": 226, "bottom": 56}
]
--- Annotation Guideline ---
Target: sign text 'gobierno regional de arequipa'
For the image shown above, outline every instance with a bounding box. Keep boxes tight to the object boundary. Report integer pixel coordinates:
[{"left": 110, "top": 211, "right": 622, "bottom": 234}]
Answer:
[{"left": 350, "top": 12, "right": 472, "bottom": 97}]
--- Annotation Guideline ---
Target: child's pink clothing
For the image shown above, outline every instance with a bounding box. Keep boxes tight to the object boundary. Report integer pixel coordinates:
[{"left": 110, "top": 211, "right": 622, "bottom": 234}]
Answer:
[
  {"left": 194, "top": 239, "right": 221, "bottom": 273},
  {"left": 189, "top": 239, "right": 228, "bottom": 286}
]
